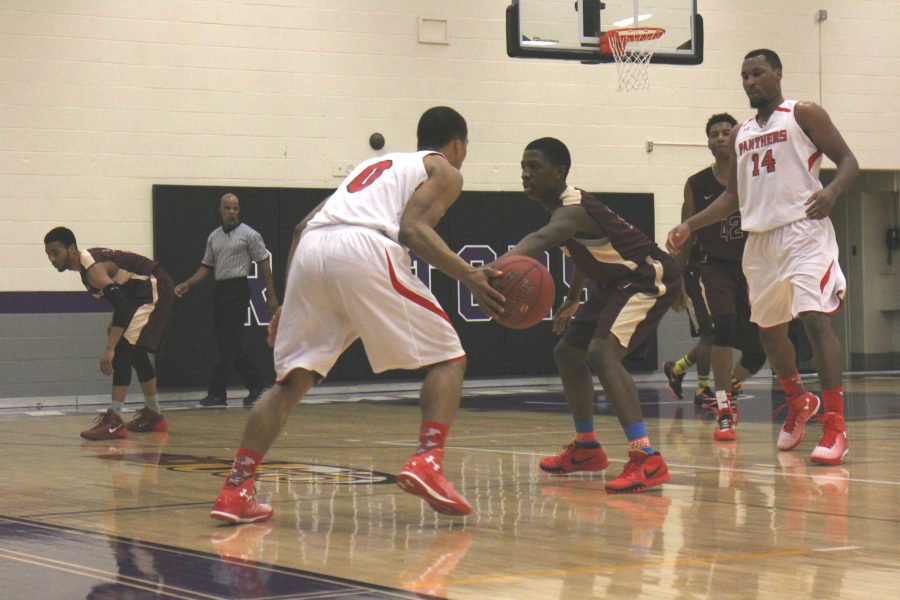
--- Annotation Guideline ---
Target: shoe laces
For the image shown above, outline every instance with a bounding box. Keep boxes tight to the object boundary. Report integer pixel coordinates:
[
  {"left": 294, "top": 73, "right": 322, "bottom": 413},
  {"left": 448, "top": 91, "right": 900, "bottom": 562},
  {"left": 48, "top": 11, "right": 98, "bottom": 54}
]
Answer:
[
  {"left": 717, "top": 410, "right": 733, "bottom": 430},
  {"left": 817, "top": 414, "right": 842, "bottom": 448},
  {"left": 93, "top": 409, "right": 116, "bottom": 425},
  {"left": 621, "top": 452, "right": 646, "bottom": 477},
  {"left": 773, "top": 396, "right": 821, "bottom": 432}
]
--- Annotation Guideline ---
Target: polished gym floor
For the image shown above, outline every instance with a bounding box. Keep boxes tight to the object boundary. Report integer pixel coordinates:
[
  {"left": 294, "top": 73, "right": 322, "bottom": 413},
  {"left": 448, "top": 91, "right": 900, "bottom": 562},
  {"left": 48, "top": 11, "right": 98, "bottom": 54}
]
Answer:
[{"left": 1, "top": 371, "right": 897, "bottom": 599}]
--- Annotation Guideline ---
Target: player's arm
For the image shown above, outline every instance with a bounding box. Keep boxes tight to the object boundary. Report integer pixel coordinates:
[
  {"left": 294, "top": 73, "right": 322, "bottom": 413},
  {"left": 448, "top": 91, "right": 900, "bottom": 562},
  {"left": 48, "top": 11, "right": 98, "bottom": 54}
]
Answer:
[
  {"left": 399, "top": 155, "right": 504, "bottom": 318},
  {"left": 256, "top": 257, "right": 279, "bottom": 312},
  {"left": 668, "top": 130, "right": 740, "bottom": 254},
  {"left": 795, "top": 101, "right": 859, "bottom": 219},
  {"left": 85, "top": 261, "right": 132, "bottom": 375},
  {"left": 672, "top": 180, "right": 698, "bottom": 272},
  {"left": 174, "top": 265, "right": 211, "bottom": 297},
  {"left": 553, "top": 264, "right": 587, "bottom": 335},
  {"left": 503, "top": 205, "right": 585, "bottom": 258}
]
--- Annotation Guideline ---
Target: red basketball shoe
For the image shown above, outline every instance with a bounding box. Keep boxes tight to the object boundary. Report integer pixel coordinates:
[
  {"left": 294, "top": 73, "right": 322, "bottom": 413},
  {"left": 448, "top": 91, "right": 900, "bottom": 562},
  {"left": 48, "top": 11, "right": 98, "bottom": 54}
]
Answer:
[
  {"left": 810, "top": 413, "right": 849, "bottom": 465},
  {"left": 211, "top": 478, "right": 273, "bottom": 524},
  {"left": 539, "top": 442, "right": 610, "bottom": 474},
  {"left": 605, "top": 451, "right": 671, "bottom": 494},
  {"left": 396, "top": 449, "right": 472, "bottom": 516},
  {"left": 713, "top": 406, "right": 737, "bottom": 441},
  {"left": 125, "top": 407, "right": 169, "bottom": 433},
  {"left": 777, "top": 392, "right": 821, "bottom": 451},
  {"left": 80, "top": 409, "right": 128, "bottom": 441}
]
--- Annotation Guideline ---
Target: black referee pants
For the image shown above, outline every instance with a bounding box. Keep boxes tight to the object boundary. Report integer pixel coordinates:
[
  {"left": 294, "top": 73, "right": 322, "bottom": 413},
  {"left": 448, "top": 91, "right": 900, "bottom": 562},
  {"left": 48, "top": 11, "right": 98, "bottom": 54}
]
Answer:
[{"left": 208, "top": 278, "right": 265, "bottom": 399}]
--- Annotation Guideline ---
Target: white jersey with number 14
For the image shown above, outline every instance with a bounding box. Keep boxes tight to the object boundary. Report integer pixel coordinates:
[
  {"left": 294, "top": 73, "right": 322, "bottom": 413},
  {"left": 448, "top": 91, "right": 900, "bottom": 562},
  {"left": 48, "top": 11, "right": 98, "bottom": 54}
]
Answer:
[{"left": 735, "top": 99, "right": 824, "bottom": 233}]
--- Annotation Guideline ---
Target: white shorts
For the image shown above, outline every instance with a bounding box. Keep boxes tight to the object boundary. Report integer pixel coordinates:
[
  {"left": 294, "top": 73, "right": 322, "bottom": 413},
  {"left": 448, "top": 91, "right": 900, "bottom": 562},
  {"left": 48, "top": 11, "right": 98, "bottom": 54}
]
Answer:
[
  {"left": 273, "top": 226, "right": 465, "bottom": 380},
  {"left": 743, "top": 219, "right": 846, "bottom": 328}
]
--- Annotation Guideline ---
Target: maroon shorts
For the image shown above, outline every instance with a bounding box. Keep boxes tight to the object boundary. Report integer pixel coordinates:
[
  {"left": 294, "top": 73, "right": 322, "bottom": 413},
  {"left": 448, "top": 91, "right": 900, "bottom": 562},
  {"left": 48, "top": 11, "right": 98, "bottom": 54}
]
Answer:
[
  {"left": 696, "top": 259, "right": 763, "bottom": 353},
  {"left": 683, "top": 260, "right": 713, "bottom": 337},
  {"left": 126, "top": 269, "right": 174, "bottom": 353},
  {"left": 562, "top": 249, "right": 681, "bottom": 359}
]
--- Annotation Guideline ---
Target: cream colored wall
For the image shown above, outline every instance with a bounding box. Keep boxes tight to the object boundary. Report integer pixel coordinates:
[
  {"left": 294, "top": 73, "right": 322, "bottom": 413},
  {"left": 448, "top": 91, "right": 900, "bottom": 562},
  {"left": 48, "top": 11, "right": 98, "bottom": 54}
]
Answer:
[{"left": 2, "top": 0, "right": 898, "bottom": 293}]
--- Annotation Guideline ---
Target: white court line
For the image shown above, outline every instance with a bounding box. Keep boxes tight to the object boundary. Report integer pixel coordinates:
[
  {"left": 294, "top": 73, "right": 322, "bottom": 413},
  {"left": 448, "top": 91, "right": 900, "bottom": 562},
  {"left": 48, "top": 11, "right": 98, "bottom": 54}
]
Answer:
[
  {"left": 24, "top": 411, "right": 66, "bottom": 417},
  {"left": 815, "top": 546, "right": 863, "bottom": 552}
]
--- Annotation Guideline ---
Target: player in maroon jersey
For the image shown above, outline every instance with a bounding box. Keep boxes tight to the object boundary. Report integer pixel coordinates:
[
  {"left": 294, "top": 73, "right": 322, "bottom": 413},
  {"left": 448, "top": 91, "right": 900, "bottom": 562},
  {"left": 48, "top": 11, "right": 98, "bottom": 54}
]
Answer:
[
  {"left": 504, "top": 137, "right": 680, "bottom": 493},
  {"left": 44, "top": 227, "right": 174, "bottom": 440}
]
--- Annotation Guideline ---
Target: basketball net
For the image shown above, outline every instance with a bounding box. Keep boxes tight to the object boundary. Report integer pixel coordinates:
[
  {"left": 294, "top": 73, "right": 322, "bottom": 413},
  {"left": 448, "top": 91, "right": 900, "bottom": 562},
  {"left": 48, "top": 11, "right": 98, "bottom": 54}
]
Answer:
[{"left": 600, "top": 27, "right": 665, "bottom": 92}]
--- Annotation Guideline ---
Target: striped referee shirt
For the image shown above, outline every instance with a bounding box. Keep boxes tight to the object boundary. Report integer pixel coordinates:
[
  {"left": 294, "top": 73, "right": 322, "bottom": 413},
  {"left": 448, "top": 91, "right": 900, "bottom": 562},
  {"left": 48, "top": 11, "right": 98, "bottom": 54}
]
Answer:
[{"left": 202, "top": 223, "right": 270, "bottom": 280}]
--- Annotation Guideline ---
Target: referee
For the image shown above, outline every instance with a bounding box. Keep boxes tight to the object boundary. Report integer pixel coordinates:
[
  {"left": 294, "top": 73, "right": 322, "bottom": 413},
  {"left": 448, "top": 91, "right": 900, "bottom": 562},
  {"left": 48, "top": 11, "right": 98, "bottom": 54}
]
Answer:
[{"left": 175, "top": 193, "right": 280, "bottom": 407}]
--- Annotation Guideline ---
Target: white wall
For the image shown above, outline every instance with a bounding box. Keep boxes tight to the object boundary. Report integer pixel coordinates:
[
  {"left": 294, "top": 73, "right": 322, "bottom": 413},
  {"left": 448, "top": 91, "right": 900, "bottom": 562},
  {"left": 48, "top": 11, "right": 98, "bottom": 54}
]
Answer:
[{"left": 2, "top": 0, "right": 898, "bottom": 293}]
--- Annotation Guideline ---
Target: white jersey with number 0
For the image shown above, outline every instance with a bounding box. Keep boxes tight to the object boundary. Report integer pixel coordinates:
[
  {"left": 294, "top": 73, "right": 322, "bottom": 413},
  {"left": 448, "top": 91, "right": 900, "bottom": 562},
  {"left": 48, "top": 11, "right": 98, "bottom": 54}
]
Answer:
[
  {"left": 305, "top": 150, "right": 438, "bottom": 244},
  {"left": 735, "top": 100, "right": 824, "bottom": 233}
]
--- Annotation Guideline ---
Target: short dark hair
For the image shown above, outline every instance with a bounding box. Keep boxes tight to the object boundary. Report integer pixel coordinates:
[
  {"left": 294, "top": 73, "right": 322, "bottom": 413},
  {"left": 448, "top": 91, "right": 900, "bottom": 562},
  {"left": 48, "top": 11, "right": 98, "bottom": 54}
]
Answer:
[
  {"left": 44, "top": 226, "right": 77, "bottom": 247},
  {"left": 417, "top": 106, "right": 467, "bottom": 151},
  {"left": 705, "top": 112, "right": 738, "bottom": 137},
  {"left": 744, "top": 48, "right": 782, "bottom": 70},
  {"left": 525, "top": 137, "right": 571, "bottom": 172}
]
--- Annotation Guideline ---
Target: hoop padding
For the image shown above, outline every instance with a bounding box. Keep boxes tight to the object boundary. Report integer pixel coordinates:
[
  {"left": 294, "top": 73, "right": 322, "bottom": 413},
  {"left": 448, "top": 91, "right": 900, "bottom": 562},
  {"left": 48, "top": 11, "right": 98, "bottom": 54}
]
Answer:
[{"left": 599, "top": 27, "right": 665, "bottom": 91}]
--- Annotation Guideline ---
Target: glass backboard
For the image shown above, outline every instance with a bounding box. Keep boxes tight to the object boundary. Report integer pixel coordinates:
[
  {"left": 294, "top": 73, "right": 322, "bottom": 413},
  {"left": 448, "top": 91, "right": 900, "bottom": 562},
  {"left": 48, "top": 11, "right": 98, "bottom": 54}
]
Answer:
[{"left": 506, "top": 0, "right": 703, "bottom": 64}]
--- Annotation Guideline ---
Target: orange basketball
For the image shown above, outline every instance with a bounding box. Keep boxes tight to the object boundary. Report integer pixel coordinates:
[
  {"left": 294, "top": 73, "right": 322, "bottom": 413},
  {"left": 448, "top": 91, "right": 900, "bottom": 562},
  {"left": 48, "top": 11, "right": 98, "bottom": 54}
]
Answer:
[{"left": 491, "top": 255, "right": 555, "bottom": 329}]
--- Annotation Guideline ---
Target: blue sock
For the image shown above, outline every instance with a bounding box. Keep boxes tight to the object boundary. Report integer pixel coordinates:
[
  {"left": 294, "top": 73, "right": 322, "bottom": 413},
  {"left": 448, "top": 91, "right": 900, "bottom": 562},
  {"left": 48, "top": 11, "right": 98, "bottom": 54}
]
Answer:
[
  {"left": 624, "top": 422, "right": 653, "bottom": 455},
  {"left": 573, "top": 419, "right": 599, "bottom": 448}
]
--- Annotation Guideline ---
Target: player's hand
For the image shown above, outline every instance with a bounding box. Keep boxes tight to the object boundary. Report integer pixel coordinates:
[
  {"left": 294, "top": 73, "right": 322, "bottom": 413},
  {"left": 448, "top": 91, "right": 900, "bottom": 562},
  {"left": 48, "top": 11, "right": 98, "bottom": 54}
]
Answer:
[
  {"left": 552, "top": 298, "right": 580, "bottom": 335},
  {"left": 804, "top": 188, "right": 837, "bottom": 219},
  {"left": 174, "top": 283, "right": 189, "bottom": 297},
  {"left": 100, "top": 348, "right": 115, "bottom": 376},
  {"left": 468, "top": 267, "right": 506, "bottom": 319},
  {"left": 267, "top": 306, "right": 282, "bottom": 348},
  {"left": 266, "top": 299, "right": 280, "bottom": 317},
  {"left": 666, "top": 223, "right": 691, "bottom": 255}
]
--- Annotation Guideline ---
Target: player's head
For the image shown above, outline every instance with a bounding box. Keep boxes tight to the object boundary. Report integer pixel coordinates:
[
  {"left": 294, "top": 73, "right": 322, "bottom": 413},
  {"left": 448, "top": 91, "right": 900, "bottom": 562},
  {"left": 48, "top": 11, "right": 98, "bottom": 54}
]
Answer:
[
  {"left": 742, "top": 49, "right": 783, "bottom": 109},
  {"left": 417, "top": 106, "right": 468, "bottom": 169},
  {"left": 705, "top": 113, "right": 737, "bottom": 160},
  {"left": 521, "top": 138, "right": 571, "bottom": 203},
  {"left": 43, "top": 226, "right": 78, "bottom": 272},
  {"left": 219, "top": 193, "right": 240, "bottom": 228}
]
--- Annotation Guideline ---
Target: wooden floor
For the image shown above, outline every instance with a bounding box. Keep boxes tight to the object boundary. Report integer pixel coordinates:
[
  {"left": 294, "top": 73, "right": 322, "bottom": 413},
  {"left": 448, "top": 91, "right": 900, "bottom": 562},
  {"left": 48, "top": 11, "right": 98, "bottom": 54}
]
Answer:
[{"left": 1, "top": 372, "right": 898, "bottom": 599}]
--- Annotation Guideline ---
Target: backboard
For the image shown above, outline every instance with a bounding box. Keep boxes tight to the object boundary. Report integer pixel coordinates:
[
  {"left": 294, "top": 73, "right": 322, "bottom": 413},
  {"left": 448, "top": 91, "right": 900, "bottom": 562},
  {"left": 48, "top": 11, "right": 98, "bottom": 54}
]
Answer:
[{"left": 506, "top": 0, "right": 703, "bottom": 65}]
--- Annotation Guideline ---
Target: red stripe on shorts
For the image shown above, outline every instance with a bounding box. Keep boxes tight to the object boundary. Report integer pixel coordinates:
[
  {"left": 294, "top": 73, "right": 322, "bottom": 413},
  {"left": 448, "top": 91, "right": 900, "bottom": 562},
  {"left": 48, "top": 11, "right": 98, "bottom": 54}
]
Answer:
[
  {"left": 385, "top": 250, "right": 451, "bottom": 323},
  {"left": 820, "top": 260, "right": 833, "bottom": 293}
]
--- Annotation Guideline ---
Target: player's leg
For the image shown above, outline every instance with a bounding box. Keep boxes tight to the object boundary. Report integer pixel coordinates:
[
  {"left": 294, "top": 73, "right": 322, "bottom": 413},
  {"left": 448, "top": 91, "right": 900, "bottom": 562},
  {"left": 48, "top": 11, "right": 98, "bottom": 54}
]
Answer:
[
  {"left": 588, "top": 335, "right": 670, "bottom": 493},
  {"left": 538, "top": 332, "right": 610, "bottom": 475},
  {"left": 82, "top": 337, "right": 131, "bottom": 440},
  {"left": 538, "top": 292, "right": 610, "bottom": 475},
  {"left": 124, "top": 346, "right": 168, "bottom": 433},
  {"left": 799, "top": 311, "right": 848, "bottom": 464},
  {"left": 595, "top": 251, "right": 678, "bottom": 493},
  {"left": 211, "top": 367, "right": 318, "bottom": 524},
  {"left": 396, "top": 357, "right": 474, "bottom": 516}
]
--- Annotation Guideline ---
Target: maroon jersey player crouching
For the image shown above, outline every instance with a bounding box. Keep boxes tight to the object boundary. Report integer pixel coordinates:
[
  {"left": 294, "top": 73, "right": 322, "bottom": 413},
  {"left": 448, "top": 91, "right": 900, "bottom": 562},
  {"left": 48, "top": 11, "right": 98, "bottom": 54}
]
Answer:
[{"left": 44, "top": 227, "right": 174, "bottom": 440}]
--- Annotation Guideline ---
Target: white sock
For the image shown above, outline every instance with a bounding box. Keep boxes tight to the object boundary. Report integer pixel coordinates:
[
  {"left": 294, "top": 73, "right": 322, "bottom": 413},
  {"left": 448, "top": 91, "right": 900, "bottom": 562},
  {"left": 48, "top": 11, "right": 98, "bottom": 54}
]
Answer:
[
  {"left": 144, "top": 394, "right": 160, "bottom": 413},
  {"left": 715, "top": 390, "right": 730, "bottom": 410},
  {"left": 109, "top": 401, "right": 124, "bottom": 414}
]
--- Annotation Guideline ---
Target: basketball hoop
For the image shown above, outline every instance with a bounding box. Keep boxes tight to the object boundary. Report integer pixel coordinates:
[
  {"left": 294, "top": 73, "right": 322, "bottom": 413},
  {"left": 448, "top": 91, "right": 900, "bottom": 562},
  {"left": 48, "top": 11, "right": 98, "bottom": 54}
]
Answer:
[{"left": 599, "top": 27, "right": 665, "bottom": 91}]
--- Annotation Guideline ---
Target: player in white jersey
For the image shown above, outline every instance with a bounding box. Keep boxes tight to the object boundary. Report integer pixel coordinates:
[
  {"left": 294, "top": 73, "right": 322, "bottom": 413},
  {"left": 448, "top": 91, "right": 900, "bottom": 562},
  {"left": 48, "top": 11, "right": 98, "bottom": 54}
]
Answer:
[
  {"left": 210, "top": 107, "right": 506, "bottom": 523},
  {"left": 667, "top": 49, "right": 859, "bottom": 466}
]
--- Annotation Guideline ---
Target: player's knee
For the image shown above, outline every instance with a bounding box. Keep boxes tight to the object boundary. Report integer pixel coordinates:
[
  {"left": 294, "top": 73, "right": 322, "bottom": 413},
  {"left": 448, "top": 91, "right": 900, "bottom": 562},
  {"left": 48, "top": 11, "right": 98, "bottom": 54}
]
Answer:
[
  {"left": 712, "top": 314, "right": 736, "bottom": 346},
  {"left": 553, "top": 340, "right": 586, "bottom": 369},
  {"left": 740, "top": 351, "right": 766, "bottom": 374},
  {"left": 130, "top": 347, "right": 156, "bottom": 383}
]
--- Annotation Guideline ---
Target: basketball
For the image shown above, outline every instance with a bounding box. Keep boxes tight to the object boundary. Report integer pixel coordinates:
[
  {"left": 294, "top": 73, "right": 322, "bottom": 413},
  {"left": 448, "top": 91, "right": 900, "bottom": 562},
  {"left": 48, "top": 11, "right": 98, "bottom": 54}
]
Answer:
[{"left": 490, "top": 255, "right": 555, "bottom": 329}]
